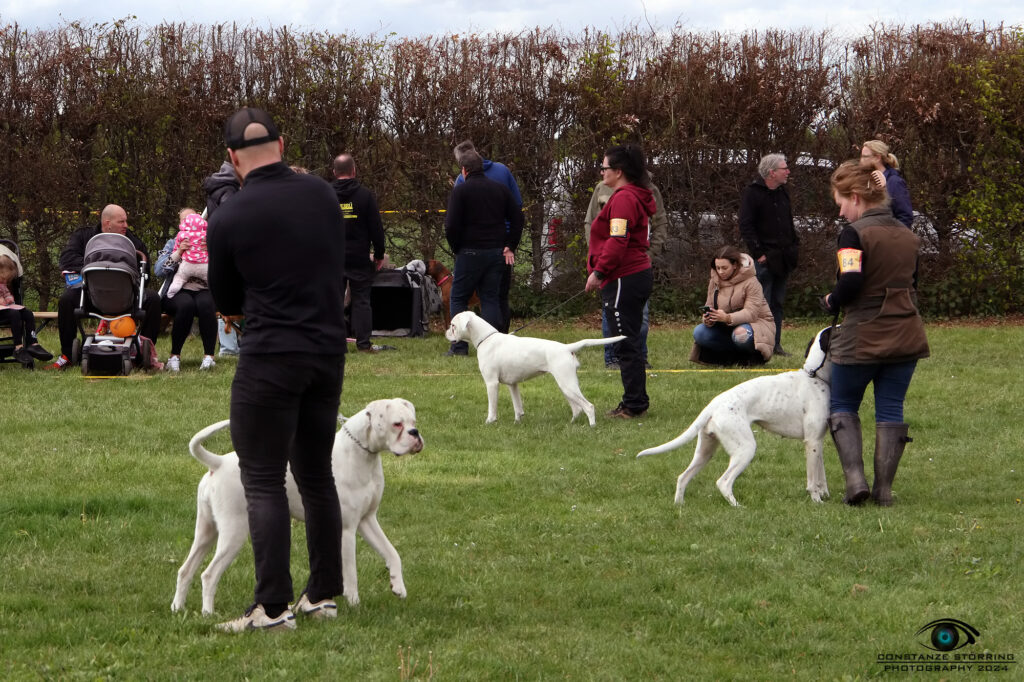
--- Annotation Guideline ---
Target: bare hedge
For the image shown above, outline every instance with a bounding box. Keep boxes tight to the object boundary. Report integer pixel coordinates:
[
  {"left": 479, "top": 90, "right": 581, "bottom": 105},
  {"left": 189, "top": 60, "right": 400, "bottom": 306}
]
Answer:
[{"left": 1, "top": 19, "right": 1021, "bottom": 316}]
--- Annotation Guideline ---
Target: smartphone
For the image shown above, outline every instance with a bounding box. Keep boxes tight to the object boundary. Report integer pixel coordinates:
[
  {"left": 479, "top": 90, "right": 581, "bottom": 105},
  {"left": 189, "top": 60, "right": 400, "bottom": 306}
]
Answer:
[{"left": 699, "top": 305, "right": 712, "bottom": 314}]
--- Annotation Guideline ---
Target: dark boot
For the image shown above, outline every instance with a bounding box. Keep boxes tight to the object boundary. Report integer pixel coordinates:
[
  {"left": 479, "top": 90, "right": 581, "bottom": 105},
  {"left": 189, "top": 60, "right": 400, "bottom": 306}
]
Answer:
[
  {"left": 872, "top": 422, "right": 911, "bottom": 506},
  {"left": 829, "top": 413, "right": 869, "bottom": 505}
]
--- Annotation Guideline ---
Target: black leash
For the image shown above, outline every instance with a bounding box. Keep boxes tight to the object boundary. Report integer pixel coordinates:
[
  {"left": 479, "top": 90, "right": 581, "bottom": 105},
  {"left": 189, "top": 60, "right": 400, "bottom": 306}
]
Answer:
[{"left": 511, "top": 288, "right": 590, "bottom": 335}]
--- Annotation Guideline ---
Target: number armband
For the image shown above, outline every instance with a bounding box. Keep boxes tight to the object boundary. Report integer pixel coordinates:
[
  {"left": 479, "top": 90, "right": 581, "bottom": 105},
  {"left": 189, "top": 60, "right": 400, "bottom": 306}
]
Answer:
[{"left": 837, "top": 248, "right": 863, "bottom": 274}]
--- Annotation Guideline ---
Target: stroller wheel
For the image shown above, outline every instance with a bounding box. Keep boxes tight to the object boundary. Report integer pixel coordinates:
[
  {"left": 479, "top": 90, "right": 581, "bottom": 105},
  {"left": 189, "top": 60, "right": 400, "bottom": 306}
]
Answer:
[
  {"left": 71, "top": 338, "right": 82, "bottom": 365},
  {"left": 138, "top": 336, "right": 154, "bottom": 369},
  {"left": 81, "top": 355, "right": 89, "bottom": 375},
  {"left": 122, "top": 357, "right": 133, "bottom": 376}
]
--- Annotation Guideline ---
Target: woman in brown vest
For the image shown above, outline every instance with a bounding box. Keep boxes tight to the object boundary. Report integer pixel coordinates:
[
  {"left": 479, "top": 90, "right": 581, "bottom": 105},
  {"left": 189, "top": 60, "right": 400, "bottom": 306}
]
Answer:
[{"left": 821, "top": 161, "right": 929, "bottom": 506}]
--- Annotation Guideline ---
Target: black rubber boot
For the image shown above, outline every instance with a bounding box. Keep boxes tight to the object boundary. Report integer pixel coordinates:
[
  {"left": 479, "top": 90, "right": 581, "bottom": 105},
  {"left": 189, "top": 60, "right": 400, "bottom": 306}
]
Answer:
[
  {"left": 872, "top": 422, "right": 911, "bottom": 506},
  {"left": 829, "top": 413, "right": 870, "bottom": 505}
]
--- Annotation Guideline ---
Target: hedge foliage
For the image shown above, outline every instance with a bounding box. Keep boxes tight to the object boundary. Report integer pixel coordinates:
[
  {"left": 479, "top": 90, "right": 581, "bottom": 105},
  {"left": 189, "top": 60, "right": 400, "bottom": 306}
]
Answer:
[{"left": 1, "top": 19, "right": 1022, "bottom": 315}]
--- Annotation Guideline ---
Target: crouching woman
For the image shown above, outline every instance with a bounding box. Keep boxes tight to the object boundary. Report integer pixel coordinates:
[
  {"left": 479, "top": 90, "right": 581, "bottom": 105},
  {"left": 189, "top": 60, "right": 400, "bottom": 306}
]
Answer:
[{"left": 690, "top": 246, "right": 775, "bottom": 366}]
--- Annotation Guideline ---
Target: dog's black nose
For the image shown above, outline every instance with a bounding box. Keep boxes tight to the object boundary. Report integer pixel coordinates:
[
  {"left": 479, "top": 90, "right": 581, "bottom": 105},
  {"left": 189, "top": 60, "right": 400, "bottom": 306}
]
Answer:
[{"left": 407, "top": 428, "right": 419, "bottom": 438}]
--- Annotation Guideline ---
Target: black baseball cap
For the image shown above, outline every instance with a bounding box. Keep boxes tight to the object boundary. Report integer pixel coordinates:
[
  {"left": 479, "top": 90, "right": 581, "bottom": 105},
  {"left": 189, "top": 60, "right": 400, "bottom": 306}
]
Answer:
[{"left": 223, "top": 107, "right": 281, "bottom": 150}]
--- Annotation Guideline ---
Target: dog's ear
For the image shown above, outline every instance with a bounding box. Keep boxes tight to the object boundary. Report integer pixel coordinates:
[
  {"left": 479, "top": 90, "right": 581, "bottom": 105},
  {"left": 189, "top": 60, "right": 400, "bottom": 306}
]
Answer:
[{"left": 819, "top": 326, "right": 833, "bottom": 352}]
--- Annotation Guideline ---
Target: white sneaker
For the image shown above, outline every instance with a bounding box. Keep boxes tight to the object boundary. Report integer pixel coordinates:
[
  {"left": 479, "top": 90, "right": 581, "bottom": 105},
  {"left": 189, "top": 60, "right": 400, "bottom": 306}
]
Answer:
[
  {"left": 200, "top": 356, "right": 216, "bottom": 371},
  {"left": 216, "top": 604, "right": 296, "bottom": 633},
  {"left": 291, "top": 591, "right": 338, "bottom": 620},
  {"left": 165, "top": 356, "right": 180, "bottom": 372}
]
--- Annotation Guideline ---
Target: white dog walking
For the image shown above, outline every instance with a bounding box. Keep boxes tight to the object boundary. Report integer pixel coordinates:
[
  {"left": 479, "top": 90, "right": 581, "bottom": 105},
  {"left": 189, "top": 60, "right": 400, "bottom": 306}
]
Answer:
[
  {"left": 637, "top": 327, "right": 834, "bottom": 506},
  {"left": 171, "top": 398, "right": 424, "bottom": 615},
  {"left": 446, "top": 310, "right": 624, "bottom": 426}
]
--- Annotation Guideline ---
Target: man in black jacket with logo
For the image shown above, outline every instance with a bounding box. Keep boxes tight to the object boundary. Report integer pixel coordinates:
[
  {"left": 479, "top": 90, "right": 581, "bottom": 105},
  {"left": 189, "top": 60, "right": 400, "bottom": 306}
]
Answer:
[
  {"left": 739, "top": 153, "right": 800, "bottom": 356},
  {"left": 331, "top": 153, "right": 386, "bottom": 352},
  {"left": 208, "top": 107, "right": 347, "bottom": 632},
  {"left": 444, "top": 149, "right": 524, "bottom": 356}
]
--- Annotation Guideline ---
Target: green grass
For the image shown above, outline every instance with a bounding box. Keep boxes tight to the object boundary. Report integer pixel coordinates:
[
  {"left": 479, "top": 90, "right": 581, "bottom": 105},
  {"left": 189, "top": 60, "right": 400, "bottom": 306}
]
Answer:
[{"left": 1, "top": 321, "right": 1022, "bottom": 680}]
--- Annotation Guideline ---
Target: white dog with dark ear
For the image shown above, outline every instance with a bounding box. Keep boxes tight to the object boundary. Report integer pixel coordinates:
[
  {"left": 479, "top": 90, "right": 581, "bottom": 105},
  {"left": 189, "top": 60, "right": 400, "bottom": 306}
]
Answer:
[
  {"left": 445, "top": 310, "right": 624, "bottom": 426},
  {"left": 171, "top": 398, "right": 423, "bottom": 615},
  {"left": 637, "top": 327, "right": 834, "bottom": 506}
]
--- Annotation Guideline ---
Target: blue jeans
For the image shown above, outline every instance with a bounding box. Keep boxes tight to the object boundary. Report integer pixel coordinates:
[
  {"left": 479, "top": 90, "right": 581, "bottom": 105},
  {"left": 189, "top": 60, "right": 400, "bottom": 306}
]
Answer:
[
  {"left": 830, "top": 361, "right": 918, "bottom": 422},
  {"left": 603, "top": 301, "right": 648, "bottom": 365},
  {"left": 754, "top": 261, "right": 787, "bottom": 349},
  {"left": 449, "top": 248, "right": 504, "bottom": 353},
  {"left": 692, "top": 322, "right": 755, "bottom": 353}
]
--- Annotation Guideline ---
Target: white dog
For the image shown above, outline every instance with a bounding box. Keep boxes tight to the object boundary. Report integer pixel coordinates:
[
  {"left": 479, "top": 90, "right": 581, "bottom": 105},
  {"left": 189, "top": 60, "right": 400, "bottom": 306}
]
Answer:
[
  {"left": 637, "top": 327, "right": 834, "bottom": 506},
  {"left": 446, "top": 310, "right": 624, "bottom": 426},
  {"left": 171, "top": 398, "right": 424, "bottom": 615}
]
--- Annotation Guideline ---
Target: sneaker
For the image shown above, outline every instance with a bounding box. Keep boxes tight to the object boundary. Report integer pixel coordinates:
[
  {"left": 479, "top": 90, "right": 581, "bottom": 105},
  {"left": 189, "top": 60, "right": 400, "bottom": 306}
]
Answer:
[
  {"left": 25, "top": 343, "right": 54, "bottom": 361},
  {"left": 165, "top": 356, "right": 180, "bottom": 372},
  {"left": 605, "top": 362, "right": 620, "bottom": 370},
  {"left": 291, "top": 591, "right": 338, "bottom": 620},
  {"left": 356, "top": 346, "right": 379, "bottom": 354},
  {"left": 14, "top": 346, "right": 34, "bottom": 368},
  {"left": 199, "top": 356, "right": 216, "bottom": 371},
  {"left": 44, "top": 354, "right": 70, "bottom": 371},
  {"left": 216, "top": 604, "right": 296, "bottom": 633},
  {"left": 444, "top": 348, "right": 468, "bottom": 357},
  {"left": 606, "top": 403, "right": 647, "bottom": 419}
]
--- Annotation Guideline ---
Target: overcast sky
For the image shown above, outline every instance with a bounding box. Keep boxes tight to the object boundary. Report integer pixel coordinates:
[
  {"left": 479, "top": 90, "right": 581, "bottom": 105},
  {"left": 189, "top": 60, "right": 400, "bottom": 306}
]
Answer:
[{"left": 2, "top": 0, "right": 1022, "bottom": 38}]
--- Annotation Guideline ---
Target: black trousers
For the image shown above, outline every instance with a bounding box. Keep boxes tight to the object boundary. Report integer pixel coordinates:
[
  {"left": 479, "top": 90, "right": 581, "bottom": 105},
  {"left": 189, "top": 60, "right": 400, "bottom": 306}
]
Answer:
[
  {"left": 162, "top": 288, "right": 218, "bottom": 355},
  {"left": 230, "top": 352, "right": 345, "bottom": 606},
  {"left": 0, "top": 307, "right": 36, "bottom": 346},
  {"left": 498, "top": 263, "right": 513, "bottom": 333},
  {"left": 602, "top": 268, "right": 653, "bottom": 413},
  {"left": 343, "top": 267, "right": 374, "bottom": 350},
  {"left": 57, "top": 286, "right": 161, "bottom": 357}
]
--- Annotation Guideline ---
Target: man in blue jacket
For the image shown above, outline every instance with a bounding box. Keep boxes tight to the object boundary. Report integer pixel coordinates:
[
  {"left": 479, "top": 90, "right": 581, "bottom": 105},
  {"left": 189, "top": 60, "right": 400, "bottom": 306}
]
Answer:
[{"left": 453, "top": 140, "right": 522, "bottom": 333}]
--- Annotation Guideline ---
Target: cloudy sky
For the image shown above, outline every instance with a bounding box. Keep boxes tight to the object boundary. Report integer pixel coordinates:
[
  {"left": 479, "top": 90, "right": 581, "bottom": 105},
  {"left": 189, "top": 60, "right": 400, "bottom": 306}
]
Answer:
[{"left": 2, "top": 0, "right": 1022, "bottom": 37}]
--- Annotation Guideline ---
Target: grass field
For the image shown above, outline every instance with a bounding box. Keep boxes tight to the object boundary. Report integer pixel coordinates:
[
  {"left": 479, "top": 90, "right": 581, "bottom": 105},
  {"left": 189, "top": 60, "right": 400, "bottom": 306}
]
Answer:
[{"left": 1, "top": 321, "right": 1022, "bottom": 680}]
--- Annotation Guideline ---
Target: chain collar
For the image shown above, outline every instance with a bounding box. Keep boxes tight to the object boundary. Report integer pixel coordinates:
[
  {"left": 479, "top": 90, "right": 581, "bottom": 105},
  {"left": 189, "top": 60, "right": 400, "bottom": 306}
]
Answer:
[{"left": 342, "top": 424, "right": 374, "bottom": 454}]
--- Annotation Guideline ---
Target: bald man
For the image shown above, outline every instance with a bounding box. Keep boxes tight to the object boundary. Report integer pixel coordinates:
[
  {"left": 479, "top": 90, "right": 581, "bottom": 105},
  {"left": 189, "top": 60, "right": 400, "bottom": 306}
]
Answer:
[
  {"left": 48, "top": 204, "right": 161, "bottom": 369},
  {"left": 207, "top": 107, "right": 348, "bottom": 632}
]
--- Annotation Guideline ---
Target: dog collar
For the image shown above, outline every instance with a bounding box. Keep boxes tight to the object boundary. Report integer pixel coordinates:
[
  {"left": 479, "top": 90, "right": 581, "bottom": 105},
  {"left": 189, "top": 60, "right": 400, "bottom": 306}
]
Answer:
[
  {"left": 342, "top": 424, "right": 374, "bottom": 454},
  {"left": 477, "top": 331, "right": 499, "bottom": 346},
  {"left": 803, "top": 368, "right": 831, "bottom": 385},
  {"left": 436, "top": 274, "right": 451, "bottom": 286}
]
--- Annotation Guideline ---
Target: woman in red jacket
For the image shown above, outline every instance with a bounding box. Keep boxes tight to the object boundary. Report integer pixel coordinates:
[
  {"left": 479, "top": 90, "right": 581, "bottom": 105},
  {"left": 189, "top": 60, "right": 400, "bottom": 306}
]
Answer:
[{"left": 585, "top": 144, "right": 656, "bottom": 419}]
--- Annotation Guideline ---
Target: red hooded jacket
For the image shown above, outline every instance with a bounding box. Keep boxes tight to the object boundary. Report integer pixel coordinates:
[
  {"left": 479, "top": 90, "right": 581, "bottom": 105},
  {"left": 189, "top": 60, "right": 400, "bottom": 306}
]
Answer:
[{"left": 587, "top": 183, "right": 655, "bottom": 286}]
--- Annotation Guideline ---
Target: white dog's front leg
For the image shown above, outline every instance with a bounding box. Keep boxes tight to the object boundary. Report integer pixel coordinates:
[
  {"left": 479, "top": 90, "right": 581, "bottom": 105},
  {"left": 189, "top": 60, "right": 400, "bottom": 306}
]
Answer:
[
  {"left": 358, "top": 515, "right": 406, "bottom": 599},
  {"left": 508, "top": 384, "right": 525, "bottom": 422},
  {"left": 804, "top": 437, "right": 829, "bottom": 502},
  {"left": 485, "top": 380, "right": 500, "bottom": 423},
  {"left": 341, "top": 526, "right": 360, "bottom": 606}
]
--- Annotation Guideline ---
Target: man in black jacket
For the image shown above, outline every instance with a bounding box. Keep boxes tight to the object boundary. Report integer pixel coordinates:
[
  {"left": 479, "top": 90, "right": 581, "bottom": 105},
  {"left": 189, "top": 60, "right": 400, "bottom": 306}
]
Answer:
[
  {"left": 739, "top": 153, "right": 800, "bottom": 356},
  {"left": 444, "top": 150, "right": 524, "bottom": 356},
  {"left": 45, "top": 204, "right": 161, "bottom": 370},
  {"left": 331, "top": 153, "right": 386, "bottom": 352},
  {"left": 207, "top": 107, "right": 347, "bottom": 632}
]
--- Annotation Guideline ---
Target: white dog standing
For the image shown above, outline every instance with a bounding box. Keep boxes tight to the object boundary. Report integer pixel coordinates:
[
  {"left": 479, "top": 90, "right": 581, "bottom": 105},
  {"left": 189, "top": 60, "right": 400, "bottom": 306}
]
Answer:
[
  {"left": 171, "top": 398, "right": 423, "bottom": 615},
  {"left": 446, "top": 310, "right": 624, "bottom": 426},
  {"left": 637, "top": 327, "right": 834, "bottom": 506}
]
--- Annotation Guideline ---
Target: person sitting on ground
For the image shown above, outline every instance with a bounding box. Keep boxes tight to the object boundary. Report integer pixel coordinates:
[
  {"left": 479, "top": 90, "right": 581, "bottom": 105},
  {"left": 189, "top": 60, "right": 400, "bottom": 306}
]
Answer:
[
  {"left": 46, "top": 204, "right": 162, "bottom": 370},
  {"left": 1, "top": 246, "right": 53, "bottom": 368},
  {"left": 155, "top": 208, "right": 219, "bottom": 372},
  {"left": 690, "top": 245, "right": 775, "bottom": 366}
]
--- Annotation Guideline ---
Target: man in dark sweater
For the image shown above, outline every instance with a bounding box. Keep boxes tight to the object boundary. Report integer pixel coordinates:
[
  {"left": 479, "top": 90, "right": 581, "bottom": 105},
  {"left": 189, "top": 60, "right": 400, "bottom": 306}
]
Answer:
[
  {"left": 331, "top": 153, "right": 386, "bottom": 352},
  {"left": 46, "top": 204, "right": 162, "bottom": 370},
  {"left": 207, "top": 107, "right": 347, "bottom": 632},
  {"left": 739, "top": 153, "right": 800, "bottom": 356},
  {"left": 444, "top": 149, "right": 524, "bottom": 355}
]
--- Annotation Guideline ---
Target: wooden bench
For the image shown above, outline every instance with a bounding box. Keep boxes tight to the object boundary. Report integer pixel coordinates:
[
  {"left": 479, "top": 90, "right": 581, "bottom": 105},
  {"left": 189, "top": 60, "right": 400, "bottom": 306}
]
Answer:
[{"left": 33, "top": 311, "right": 58, "bottom": 332}]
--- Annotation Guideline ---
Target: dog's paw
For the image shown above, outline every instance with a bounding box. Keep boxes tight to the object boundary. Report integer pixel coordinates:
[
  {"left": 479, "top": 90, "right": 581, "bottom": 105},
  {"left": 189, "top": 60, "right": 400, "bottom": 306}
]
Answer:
[
  {"left": 392, "top": 583, "right": 407, "bottom": 599},
  {"left": 343, "top": 590, "right": 360, "bottom": 606}
]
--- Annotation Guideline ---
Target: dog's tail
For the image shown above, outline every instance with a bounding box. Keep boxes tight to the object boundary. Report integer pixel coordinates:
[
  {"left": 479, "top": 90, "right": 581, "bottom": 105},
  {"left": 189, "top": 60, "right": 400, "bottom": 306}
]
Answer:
[
  {"left": 189, "top": 420, "right": 232, "bottom": 471},
  {"left": 635, "top": 408, "right": 711, "bottom": 458},
  {"left": 564, "top": 335, "right": 626, "bottom": 353}
]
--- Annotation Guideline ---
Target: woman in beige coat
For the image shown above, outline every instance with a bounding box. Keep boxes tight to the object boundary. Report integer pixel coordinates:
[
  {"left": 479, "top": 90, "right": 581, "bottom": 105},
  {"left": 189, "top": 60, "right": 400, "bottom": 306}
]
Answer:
[{"left": 690, "top": 246, "right": 776, "bottom": 364}]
